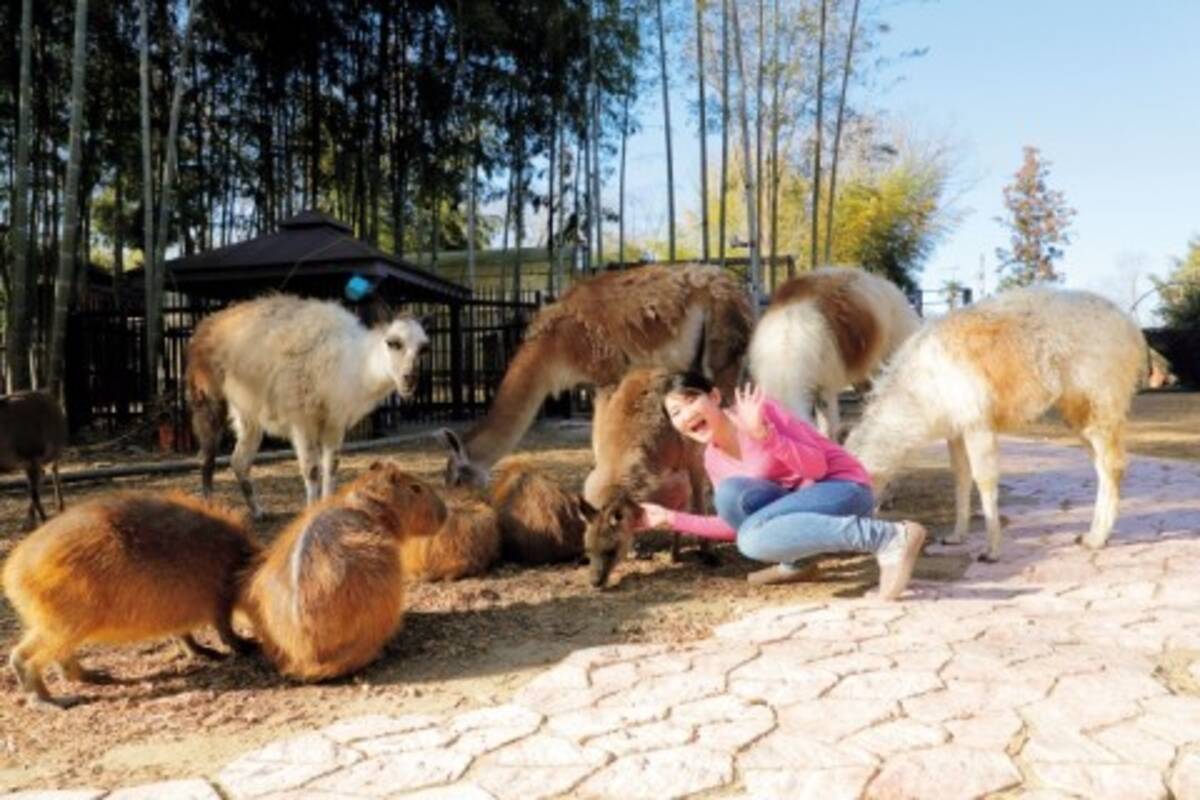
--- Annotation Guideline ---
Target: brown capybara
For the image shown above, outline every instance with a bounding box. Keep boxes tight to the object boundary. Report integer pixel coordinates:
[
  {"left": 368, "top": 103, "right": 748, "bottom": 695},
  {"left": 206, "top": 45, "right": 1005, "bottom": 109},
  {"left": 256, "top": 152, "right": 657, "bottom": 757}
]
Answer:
[
  {"left": 2, "top": 491, "right": 259, "bottom": 708},
  {"left": 243, "top": 461, "right": 447, "bottom": 682},
  {"left": 400, "top": 491, "right": 500, "bottom": 581},
  {"left": 0, "top": 391, "right": 67, "bottom": 529},
  {"left": 489, "top": 457, "right": 586, "bottom": 565}
]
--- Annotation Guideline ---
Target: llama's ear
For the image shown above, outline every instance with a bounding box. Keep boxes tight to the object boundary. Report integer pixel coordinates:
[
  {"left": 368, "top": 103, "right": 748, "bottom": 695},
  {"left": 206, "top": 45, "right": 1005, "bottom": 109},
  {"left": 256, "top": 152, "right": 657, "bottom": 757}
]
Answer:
[
  {"left": 418, "top": 313, "right": 436, "bottom": 332},
  {"left": 436, "top": 427, "right": 464, "bottom": 456}
]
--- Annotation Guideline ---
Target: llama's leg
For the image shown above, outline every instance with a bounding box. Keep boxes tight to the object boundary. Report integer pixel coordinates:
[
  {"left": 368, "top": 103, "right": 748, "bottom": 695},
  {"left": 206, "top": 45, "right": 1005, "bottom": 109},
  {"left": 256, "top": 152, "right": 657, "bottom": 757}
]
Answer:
[
  {"left": 318, "top": 431, "right": 344, "bottom": 499},
  {"left": 815, "top": 387, "right": 841, "bottom": 439},
  {"left": 51, "top": 460, "right": 64, "bottom": 512},
  {"left": 963, "top": 430, "right": 1003, "bottom": 562},
  {"left": 24, "top": 463, "right": 46, "bottom": 529},
  {"left": 944, "top": 436, "right": 972, "bottom": 544},
  {"left": 1078, "top": 423, "right": 1127, "bottom": 550},
  {"left": 291, "top": 427, "right": 321, "bottom": 505},
  {"left": 230, "top": 415, "right": 266, "bottom": 520}
]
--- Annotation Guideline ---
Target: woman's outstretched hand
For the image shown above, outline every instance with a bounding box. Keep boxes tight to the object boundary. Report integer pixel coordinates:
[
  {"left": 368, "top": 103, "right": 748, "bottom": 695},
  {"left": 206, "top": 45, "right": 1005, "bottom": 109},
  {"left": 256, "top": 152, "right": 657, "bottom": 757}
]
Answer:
[
  {"left": 636, "top": 502, "right": 672, "bottom": 531},
  {"left": 729, "top": 382, "right": 769, "bottom": 440}
]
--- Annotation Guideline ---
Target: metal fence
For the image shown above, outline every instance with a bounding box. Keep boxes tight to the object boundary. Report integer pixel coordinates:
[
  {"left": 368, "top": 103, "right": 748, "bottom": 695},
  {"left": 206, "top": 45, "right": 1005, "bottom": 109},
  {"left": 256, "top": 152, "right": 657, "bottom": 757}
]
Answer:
[{"left": 58, "top": 289, "right": 544, "bottom": 449}]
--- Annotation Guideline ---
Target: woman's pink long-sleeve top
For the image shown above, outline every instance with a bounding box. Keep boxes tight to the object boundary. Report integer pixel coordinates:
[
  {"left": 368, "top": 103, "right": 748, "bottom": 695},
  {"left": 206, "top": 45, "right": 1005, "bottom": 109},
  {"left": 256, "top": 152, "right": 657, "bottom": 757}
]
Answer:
[{"left": 665, "top": 399, "right": 872, "bottom": 541}]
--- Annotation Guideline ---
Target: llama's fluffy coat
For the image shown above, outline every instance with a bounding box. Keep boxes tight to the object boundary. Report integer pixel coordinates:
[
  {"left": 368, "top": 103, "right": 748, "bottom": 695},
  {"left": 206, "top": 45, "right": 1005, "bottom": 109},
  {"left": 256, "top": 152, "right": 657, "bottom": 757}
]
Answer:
[
  {"left": 749, "top": 267, "right": 920, "bottom": 437},
  {"left": 846, "top": 287, "right": 1147, "bottom": 560}
]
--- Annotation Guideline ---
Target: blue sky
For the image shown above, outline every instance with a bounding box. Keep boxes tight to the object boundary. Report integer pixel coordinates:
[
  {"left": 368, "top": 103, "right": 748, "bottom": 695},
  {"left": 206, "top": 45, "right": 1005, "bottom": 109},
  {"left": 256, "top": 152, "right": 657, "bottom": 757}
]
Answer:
[{"left": 617, "top": 0, "right": 1200, "bottom": 323}]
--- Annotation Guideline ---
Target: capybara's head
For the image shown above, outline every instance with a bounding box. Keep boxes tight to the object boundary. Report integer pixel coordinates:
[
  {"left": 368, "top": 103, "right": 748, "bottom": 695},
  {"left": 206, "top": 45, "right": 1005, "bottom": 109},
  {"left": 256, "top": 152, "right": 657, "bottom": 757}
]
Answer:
[
  {"left": 346, "top": 461, "right": 447, "bottom": 537},
  {"left": 437, "top": 428, "right": 490, "bottom": 488},
  {"left": 582, "top": 493, "right": 638, "bottom": 589}
]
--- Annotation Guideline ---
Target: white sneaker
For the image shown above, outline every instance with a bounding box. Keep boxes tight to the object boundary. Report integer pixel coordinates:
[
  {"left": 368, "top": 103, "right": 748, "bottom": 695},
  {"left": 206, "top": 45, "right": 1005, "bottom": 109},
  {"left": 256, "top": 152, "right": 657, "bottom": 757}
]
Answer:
[{"left": 876, "top": 521, "right": 927, "bottom": 601}]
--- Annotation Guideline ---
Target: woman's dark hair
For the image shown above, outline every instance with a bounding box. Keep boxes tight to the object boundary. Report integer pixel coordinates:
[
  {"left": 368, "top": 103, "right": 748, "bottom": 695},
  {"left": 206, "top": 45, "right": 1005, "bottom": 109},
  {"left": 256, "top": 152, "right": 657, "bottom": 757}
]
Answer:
[{"left": 663, "top": 371, "right": 716, "bottom": 399}]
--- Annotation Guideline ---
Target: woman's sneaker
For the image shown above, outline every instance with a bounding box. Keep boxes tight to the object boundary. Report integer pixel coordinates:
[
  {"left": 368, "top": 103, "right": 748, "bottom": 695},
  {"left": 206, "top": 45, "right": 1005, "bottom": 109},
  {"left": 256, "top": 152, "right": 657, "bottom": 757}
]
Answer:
[
  {"left": 747, "top": 562, "right": 808, "bottom": 586},
  {"left": 877, "top": 521, "right": 927, "bottom": 600}
]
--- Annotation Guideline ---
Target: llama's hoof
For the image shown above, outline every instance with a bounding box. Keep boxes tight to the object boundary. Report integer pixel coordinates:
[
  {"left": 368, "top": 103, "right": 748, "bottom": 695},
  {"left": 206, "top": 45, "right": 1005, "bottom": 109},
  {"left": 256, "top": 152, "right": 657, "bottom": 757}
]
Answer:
[
  {"left": 696, "top": 549, "right": 721, "bottom": 567},
  {"left": 940, "top": 533, "right": 967, "bottom": 546},
  {"left": 977, "top": 552, "right": 998, "bottom": 563},
  {"left": 1076, "top": 532, "right": 1108, "bottom": 550}
]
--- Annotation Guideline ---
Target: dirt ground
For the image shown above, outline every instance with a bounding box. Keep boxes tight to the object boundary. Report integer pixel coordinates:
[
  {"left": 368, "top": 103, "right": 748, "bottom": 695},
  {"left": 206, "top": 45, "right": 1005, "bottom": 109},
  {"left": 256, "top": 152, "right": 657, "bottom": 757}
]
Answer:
[{"left": 0, "top": 389, "right": 1194, "bottom": 791}]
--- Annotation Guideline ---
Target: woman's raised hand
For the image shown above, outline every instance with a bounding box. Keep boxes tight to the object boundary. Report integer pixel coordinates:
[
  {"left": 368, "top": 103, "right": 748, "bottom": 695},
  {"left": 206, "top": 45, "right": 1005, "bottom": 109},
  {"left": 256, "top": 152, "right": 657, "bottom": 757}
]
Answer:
[{"left": 729, "top": 382, "right": 769, "bottom": 440}]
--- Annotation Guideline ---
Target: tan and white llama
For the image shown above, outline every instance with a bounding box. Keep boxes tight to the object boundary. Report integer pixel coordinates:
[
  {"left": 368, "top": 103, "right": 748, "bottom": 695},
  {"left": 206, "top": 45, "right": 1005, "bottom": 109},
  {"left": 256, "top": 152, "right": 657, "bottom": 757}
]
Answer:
[
  {"left": 188, "top": 294, "right": 429, "bottom": 518},
  {"left": 439, "top": 264, "right": 752, "bottom": 487},
  {"left": 845, "top": 287, "right": 1147, "bottom": 561},
  {"left": 749, "top": 267, "right": 921, "bottom": 439},
  {"left": 582, "top": 368, "right": 709, "bottom": 588}
]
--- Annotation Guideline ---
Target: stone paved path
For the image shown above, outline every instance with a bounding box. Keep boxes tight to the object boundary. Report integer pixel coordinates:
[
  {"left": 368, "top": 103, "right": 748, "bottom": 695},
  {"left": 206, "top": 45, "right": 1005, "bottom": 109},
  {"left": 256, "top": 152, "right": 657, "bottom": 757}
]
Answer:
[{"left": 7, "top": 439, "right": 1200, "bottom": 800}]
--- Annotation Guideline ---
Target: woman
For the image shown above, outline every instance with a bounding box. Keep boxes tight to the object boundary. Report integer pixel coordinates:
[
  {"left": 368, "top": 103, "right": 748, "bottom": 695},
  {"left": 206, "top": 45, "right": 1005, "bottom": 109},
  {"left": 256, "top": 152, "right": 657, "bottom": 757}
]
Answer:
[{"left": 637, "top": 372, "right": 927, "bottom": 600}]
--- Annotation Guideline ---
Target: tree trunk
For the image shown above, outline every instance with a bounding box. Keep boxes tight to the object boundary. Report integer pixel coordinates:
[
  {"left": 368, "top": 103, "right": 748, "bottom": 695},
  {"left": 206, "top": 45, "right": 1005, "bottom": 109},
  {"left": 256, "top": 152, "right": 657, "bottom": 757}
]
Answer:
[
  {"left": 47, "top": 0, "right": 90, "bottom": 397},
  {"left": 140, "top": 0, "right": 156, "bottom": 394},
  {"left": 769, "top": 0, "right": 782, "bottom": 284},
  {"left": 823, "top": 0, "right": 861, "bottom": 265},
  {"left": 618, "top": 92, "right": 629, "bottom": 266},
  {"left": 547, "top": 109, "right": 557, "bottom": 275},
  {"left": 592, "top": 84, "right": 603, "bottom": 268},
  {"left": 730, "top": 0, "right": 760, "bottom": 296},
  {"left": 6, "top": 0, "right": 35, "bottom": 391},
  {"left": 467, "top": 155, "right": 477, "bottom": 292},
  {"left": 810, "top": 0, "right": 827, "bottom": 269},
  {"left": 113, "top": 166, "right": 124, "bottom": 309},
  {"left": 718, "top": 0, "right": 729, "bottom": 267},
  {"left": 656, "top": 0, "right": 676, "bottom": 261},
  {"left": 696, "top": 0, "right": 710, "bottom": 262},
  {"left": 149, "top": 0, "right": 198, "bottom": 401},
  {"left": 755, "top": 0, "right": 764, "bottom": 258}
]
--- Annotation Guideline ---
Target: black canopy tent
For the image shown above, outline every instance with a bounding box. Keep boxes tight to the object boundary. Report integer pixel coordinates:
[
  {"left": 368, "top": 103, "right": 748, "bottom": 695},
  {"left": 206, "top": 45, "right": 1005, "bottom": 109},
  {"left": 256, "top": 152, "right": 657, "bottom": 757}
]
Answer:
[{"left": 163, "top": 210, "right": 470, "bottom": 305}]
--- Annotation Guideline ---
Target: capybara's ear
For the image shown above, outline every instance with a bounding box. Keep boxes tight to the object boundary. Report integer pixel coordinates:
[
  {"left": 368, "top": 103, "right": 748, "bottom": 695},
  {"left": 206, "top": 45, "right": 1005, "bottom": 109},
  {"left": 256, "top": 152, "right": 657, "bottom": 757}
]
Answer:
[{"left": 368, "top": 460, "right": 385, "bottom": 471}]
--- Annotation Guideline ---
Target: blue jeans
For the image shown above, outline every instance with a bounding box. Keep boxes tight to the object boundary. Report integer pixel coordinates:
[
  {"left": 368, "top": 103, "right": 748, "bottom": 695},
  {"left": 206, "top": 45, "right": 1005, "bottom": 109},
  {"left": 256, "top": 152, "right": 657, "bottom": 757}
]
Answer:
[{"left": 715, "top": 477, "right": 900, "bottom": 565}]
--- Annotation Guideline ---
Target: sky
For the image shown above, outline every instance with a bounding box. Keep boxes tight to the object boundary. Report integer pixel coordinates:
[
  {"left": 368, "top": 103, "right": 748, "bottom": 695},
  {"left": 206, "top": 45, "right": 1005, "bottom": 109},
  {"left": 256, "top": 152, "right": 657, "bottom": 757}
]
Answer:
[{"left": 615, "top": 0, "right": 1200, "bottom": 323}]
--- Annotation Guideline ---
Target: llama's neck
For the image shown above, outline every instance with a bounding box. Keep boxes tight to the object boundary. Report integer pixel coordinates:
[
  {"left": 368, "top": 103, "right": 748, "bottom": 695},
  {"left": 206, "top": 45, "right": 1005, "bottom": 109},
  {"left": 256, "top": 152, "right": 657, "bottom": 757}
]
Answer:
[
  {"left": 465, "top": 337, "right": 575, "bottom": 468},
  {"left": 357, "top": 331, "right": 401, "bottom": 413},
  {"left": 845, "top": 391, "right": 936, "bottom": 492}
]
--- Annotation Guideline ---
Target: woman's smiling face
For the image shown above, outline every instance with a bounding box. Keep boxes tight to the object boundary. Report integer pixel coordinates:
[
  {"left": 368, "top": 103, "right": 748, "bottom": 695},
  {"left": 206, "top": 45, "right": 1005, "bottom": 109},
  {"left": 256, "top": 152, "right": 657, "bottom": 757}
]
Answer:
[{"left": 664, "top": 388, "right": 724, "bottom": 444}]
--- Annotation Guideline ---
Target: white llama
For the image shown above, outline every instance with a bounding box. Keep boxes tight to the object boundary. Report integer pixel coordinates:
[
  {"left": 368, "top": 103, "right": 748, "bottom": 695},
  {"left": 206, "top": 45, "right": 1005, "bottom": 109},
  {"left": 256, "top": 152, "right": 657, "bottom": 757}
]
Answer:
[
  {"left": 187, "top": 294, "right": 429, "bottom": 518},
  {"left": 749, "top": 267, "right": 921, "bottom": 438},
  {"left": 845, "top": 287, "right": 1146, "bottom": 561}
]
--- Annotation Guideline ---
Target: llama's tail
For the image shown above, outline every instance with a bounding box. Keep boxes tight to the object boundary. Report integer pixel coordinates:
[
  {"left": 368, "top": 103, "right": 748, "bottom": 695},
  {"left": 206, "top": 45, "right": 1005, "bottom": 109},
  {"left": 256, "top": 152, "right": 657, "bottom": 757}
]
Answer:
[{"left": 186, "top": 352, "right": 227, "bottom": 496}]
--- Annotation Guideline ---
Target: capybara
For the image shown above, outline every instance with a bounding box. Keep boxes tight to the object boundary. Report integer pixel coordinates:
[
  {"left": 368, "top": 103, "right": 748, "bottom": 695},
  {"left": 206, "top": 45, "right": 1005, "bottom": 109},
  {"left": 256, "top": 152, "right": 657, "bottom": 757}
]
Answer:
[
  {"left": 400, "top": 491, "right": 500, "bottom": 581},
  {"left": 244, "top": 461, "right": 447, "bottom": 682},
  {"left": 3, "top": 491, "right": 259, "bottom": 707},
  {"left": 489, "top": 456, "right": 586, "bottom": 565}
]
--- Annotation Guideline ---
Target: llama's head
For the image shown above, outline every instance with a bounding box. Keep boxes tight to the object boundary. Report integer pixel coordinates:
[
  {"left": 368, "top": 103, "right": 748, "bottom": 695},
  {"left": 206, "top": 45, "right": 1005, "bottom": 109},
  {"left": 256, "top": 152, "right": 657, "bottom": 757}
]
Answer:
[
  {"left": 582, "top": 493, "right": 637, "bottom": 588},
  {"left": 437, "top": 428, "right": 490, "bottom": 488},
  {"left": 379, "top": 314, "right": 431, "bottom": 399}
]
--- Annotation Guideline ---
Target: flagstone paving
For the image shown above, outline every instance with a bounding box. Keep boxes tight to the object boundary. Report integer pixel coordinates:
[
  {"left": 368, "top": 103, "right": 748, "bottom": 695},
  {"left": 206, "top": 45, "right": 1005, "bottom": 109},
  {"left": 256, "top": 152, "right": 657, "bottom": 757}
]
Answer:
[{"left": 6, "top": 439, "right": 1200, "bottom": 799}]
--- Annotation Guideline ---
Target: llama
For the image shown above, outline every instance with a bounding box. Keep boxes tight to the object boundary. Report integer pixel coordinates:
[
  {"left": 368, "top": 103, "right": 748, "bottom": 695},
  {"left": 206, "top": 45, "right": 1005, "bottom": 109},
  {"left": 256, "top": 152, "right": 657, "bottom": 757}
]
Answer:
[
  {"left": 0, "top": 391, "right": 67, "bottom": 530},
  {"left": 400, "top": 490, "right": 501, "bottom": 581},
  {"left": 243, "top": 461, "right": 446, "bottom": 682},
  {"left": 749, "top": 267, "right": 921, "bottom": 438},
  {"left": 487, "top": 455, "right": 587, "bottom": 565},
  {"left": 3, "top": 491, "right": 258, "bottom": 707},
  {"left": 582, "top": 368, "right": 709, "bottom": 588},
  {"left": 187, "top": 294, "right": 429, "bottom": 518},
  {"left": 440, "top": 264, "right": 752, "bottom": 487},
  {"left": 845, "top": 287, "right": 1147, "bottom": 562}
]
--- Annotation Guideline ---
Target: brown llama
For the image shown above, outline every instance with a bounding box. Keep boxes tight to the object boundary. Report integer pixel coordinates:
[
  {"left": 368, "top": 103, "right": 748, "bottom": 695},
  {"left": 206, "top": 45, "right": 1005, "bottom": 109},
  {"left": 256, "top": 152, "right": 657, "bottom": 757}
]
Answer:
[
  {"left": 440, "top": 264, "right": 752, "bottom": 487},
  {"left": 583, "top": 368, "right": 709, "bottom": 588},
  {"left": 243, "top": 461, "right": 446, "bottom": 682},
  {"left": 0, "top": 391, "right": 67, "bottom": 529},
  {"left": 3, "top": 491, "right": 259, "bottom": 708}
]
